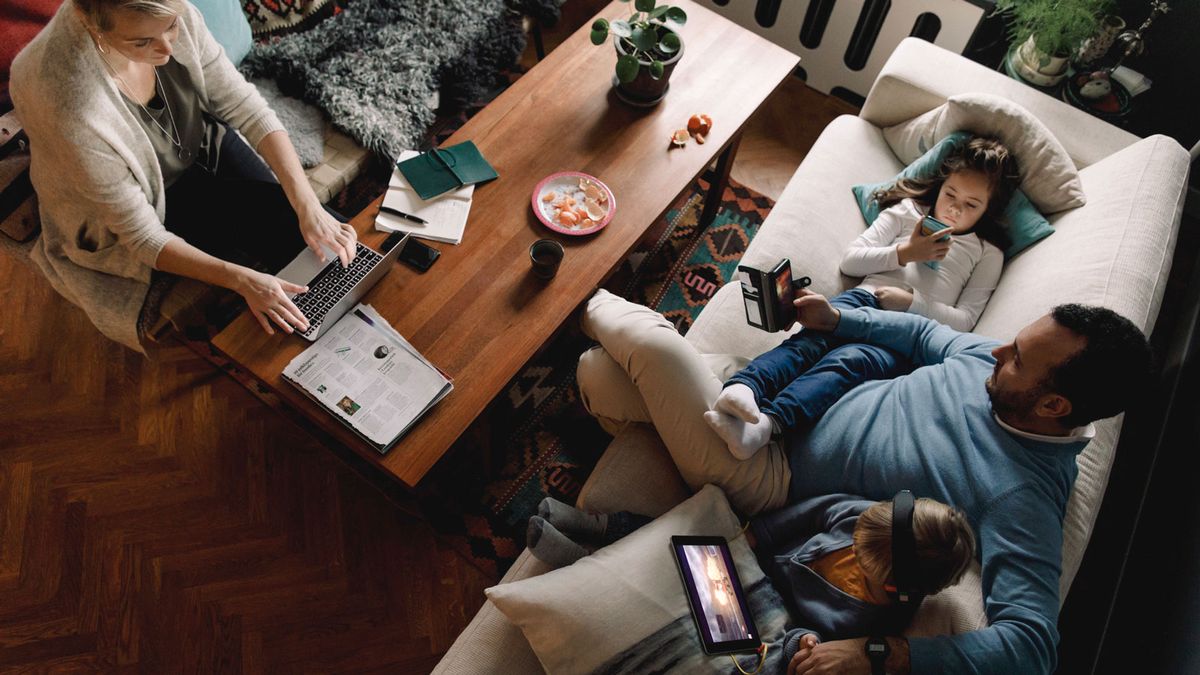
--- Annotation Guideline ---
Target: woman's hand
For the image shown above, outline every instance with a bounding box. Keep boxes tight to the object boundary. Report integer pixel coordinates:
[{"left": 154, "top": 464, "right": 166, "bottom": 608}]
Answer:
[
  {"left": 896, "top": 218, "right": 951, "bottom": 265},
  {"left": 873, "top": 286, "right": 914, "bottom": 311},
  {"left": 298, "top": 206, "right": 357, "bottom": 267},
  {"left": 234, "top": 267, "right": 310, "bottom": 335}
]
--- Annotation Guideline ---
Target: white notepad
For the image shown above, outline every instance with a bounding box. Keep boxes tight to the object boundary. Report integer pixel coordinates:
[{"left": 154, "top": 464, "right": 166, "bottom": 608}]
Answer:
[{"left": 374, "top": 150, "right": 474, "bottom": 245}]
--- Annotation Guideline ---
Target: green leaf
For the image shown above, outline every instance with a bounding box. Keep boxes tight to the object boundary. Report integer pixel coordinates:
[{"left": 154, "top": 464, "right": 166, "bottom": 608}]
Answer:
[
  {"left": 610, "top": 19, "right": 632, "bottom": 38},
  {"left": 648, "top": 59, "right": 664, "bottom": 80},
  {"left": 631, "top": 26, "right": 658, "bottom": 52},
  {"left": 592, "top": 18, "right": 609, "bottom": 31},
  {"left": 615, "top": 54, "right": 640, "bottom": 83},
  {"left": 647, "top": 5, "right": 669, "bottom": 20},
  {"left": 664, "top": 7, "right": 687, "bottom": 25},
  {"left": 659, "top": 31, "right": 680, "bottom": 53},
  {"left": 634, "top": 0, "right": 656, "bottom": 11},
  {"left": 590, "top": 28, "right": 608, "bottom": 45}
]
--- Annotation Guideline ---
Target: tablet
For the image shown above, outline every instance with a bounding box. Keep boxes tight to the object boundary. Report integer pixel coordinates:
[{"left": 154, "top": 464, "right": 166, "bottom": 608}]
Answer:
[{"left": 670, "top": 535, "right": 762, "bottom": 655}]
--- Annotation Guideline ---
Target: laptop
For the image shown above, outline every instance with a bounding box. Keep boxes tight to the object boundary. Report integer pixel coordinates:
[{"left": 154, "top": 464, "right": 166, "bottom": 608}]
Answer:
[{"left": 275, "top": 230, "right": 409, "bottom": 341}]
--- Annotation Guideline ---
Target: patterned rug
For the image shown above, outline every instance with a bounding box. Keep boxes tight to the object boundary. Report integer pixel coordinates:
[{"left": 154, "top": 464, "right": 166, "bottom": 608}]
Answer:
[{"left": 416, "top": 177, "right": 773, "bottom": 578}]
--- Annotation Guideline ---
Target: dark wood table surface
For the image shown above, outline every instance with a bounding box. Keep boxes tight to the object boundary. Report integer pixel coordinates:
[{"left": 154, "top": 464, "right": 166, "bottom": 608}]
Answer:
[{"left": 211, "top": 0, "right": 801, "bottom": 488}]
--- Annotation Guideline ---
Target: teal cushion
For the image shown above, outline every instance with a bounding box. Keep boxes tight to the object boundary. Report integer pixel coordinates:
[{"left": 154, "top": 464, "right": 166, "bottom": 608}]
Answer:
[
  {"left": 192, "top": 0, "right": 252, "bottom": 66},
  {"left": 851, "top": 131, "right": 1054, "bottom": 258}
]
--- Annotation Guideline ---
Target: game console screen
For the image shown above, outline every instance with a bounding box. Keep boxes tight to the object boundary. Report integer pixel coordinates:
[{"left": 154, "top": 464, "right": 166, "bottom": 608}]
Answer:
[{"left": 675, "top": 542, "right": 755, "bottom": 645}]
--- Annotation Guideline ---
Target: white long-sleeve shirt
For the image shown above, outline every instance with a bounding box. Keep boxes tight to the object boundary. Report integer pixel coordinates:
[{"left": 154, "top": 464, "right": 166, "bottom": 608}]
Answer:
[{"left": 840, "top": 198, "right": 1003, "bottom": 332}]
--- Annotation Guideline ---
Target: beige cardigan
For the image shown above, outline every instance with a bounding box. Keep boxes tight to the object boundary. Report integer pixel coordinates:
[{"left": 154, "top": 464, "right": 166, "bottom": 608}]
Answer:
[{"left": 10, "top": 1, "right": 284, "bottom": 351}]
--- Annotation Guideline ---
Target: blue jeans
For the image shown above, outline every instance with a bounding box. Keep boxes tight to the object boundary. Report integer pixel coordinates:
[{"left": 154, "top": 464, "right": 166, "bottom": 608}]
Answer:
[
  {"left": 724, "top": 288, "right": 912, "bottom": 429},
  {"left": 164, "top": 122, "right": 346, "bottom": 274}
]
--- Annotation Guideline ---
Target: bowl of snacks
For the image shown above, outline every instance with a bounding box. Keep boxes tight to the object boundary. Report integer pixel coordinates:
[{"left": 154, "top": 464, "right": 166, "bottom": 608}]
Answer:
[{"left": 532, "top": 172, "right": 616, "bottom": 236}]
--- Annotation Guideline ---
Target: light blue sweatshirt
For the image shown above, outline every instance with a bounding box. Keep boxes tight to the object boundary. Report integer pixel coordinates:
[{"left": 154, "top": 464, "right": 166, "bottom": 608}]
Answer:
[{"left": 787, "top": 308, "right": 1087, "bottom": 675}]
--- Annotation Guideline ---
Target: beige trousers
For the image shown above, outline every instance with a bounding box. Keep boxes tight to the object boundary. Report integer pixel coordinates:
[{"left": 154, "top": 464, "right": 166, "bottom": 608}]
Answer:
[{"left": 576, "top": 289, "right": 793, "bottom": 516}]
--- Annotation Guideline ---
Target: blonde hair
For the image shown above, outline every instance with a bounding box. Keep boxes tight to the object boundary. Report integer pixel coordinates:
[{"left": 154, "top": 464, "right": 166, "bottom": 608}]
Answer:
[
  {"left": 74, "top": 0, "right": 181, "bottom": 32},
  {"left": 853, "top": 497, "right": 976, "bottom": 596}
]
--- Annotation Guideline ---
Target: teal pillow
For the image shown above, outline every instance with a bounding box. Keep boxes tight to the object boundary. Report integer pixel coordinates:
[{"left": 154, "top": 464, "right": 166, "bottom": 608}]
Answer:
[
  {"left": 851, "top": 132, "right": 1054, "bottom": 259},
  {"left": 192, "top": 0, "right": 252, "bottom": 65}
]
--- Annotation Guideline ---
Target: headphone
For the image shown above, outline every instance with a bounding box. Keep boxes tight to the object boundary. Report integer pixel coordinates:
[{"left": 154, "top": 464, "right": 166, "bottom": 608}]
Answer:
[{"left": 884, "top": 489, "right": 923, "bottom": 606}]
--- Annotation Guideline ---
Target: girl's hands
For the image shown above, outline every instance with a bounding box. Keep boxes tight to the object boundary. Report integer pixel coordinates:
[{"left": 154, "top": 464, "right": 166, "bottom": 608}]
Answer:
[
  {"left": 873, "top": 286, "right": 914, "bottom": 311},
  {"left": 299, "top": 205, "right": 357, "bottom": 267},
  {"left": 235, "top": 267, "right": 310, "bottom": 335},
  {"left": 896, "top": 218, "right": 952, "bottom": 265}
]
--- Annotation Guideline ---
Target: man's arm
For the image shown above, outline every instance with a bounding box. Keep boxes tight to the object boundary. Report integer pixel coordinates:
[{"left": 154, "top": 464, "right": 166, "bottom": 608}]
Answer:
[{"left": 907, "top": 487, "right": 1064, "bottom": 674}]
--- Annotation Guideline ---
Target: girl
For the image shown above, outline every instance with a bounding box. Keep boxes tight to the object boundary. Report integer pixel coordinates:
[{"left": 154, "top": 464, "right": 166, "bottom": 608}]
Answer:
[
  {"left": 11, "top": 0, "right": 356, "bottom": 350},
  {"left": 706, "top": 136, "right": 1021, "bottom": 459}
]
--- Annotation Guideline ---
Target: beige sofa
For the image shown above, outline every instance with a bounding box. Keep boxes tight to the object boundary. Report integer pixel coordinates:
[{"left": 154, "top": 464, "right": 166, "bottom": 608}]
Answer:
[{"left": 432, "top": 38, "right": 1191, "bottom": 673}]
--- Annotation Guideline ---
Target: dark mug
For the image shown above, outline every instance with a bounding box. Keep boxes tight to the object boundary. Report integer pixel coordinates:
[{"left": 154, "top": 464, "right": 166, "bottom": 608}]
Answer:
[{"left": 530, "top": 239, "right": 564, "bottom": 280}]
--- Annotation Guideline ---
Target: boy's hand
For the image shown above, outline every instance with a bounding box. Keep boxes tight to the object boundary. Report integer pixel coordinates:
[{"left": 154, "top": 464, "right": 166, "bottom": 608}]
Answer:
[
  {"left": 785, "top": 634, "right": 822, "bottom": 675},
  {"left": 873, "top": 286, "right": 914, "bottom": 311},
  {"left": 792, "top": 289, "right": 840, "bottom": 331},
  {"left": 897, "top": 218, "right": 952, "bottom": 265}
]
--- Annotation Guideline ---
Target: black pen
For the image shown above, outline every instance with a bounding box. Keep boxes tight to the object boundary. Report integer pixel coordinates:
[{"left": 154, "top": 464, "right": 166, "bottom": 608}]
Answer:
[{"left": 379, "top": 205, "right": 428, "bottom": 225}]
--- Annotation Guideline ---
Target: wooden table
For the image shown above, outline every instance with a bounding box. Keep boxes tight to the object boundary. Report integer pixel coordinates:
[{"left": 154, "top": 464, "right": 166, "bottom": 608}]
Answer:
[{"left": 212, "top": 0, "right": 800, "bottom": 488}]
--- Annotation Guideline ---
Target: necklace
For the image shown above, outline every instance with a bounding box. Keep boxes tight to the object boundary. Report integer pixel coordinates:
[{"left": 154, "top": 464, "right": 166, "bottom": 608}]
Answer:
[{"left": 98, "top": 50, "right": 192, "bottom": 163}]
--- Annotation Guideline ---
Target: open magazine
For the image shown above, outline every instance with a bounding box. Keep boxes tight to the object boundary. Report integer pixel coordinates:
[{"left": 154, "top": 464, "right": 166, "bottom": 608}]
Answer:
[{"left": 282, "top": 303, "right": 452, "bottom": 453}]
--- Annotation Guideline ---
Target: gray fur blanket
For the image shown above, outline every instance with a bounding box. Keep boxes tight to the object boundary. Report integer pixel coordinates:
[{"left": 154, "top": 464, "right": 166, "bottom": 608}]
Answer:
[{"left": 240, "top": 0, "right": 546, "bottom": 161}]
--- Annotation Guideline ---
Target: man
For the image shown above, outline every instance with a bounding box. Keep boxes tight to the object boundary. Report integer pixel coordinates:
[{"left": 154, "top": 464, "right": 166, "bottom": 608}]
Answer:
[{"left": 576, "top": 288, "right": 1152, "bottom": 675}]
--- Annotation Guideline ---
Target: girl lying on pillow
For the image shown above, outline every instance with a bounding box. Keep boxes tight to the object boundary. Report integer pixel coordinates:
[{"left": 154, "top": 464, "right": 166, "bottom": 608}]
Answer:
[
  {"left": 527, "top": 493, "right": 976, "bottom": 675},
  {"left": 706, "top": 136, "right": 1022, "bottom": 460}
]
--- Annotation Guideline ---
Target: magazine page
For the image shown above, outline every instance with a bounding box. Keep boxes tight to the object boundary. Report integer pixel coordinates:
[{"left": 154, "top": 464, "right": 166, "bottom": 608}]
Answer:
[{"left": 283, "top": 304, "right": 452, "bottom": 447}]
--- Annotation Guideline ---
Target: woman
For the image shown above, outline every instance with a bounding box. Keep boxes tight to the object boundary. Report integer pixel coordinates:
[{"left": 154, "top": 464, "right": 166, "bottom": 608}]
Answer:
[{"left": 10, "top": 0, "right": 355, "bottom": 350}]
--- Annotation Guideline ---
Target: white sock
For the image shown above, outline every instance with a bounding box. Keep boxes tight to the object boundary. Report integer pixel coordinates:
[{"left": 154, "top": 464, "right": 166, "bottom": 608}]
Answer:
[
  {"left": 714, "top": 383, "right": 760, "bottom": 423},
  {"left": 704, "top": 409, "right": 773, "bottom": 460}
]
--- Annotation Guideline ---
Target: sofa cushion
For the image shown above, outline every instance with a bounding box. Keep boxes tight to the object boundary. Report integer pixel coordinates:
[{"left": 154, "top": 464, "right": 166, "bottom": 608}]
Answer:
[
  {"left": 485, "top": 485, "right": 779, "bottom": 675},
  {"left": 191, "top": 0, "right": 252, "bottom": 65},
  {"left": 883, "top": 93, "right": 1085, "bottom": 214},
  {"left": 851, "top": 131, "right": 1055, "bottom": 258}
]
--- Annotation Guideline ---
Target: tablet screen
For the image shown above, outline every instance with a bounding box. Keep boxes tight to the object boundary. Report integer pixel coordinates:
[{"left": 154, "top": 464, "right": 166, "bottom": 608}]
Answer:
[{"left": 671, "top": 536, "right": 761, "bottom": 655}]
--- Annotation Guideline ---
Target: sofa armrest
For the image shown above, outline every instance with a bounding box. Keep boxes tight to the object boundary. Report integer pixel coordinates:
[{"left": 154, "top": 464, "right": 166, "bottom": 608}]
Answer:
[{"left": 860, "top": 37, "right": 1139, "bottom": 169}]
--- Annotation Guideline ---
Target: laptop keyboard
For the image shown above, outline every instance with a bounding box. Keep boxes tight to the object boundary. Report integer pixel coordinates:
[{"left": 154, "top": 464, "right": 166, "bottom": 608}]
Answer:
[{"left": 292, "top": 243, "right": 383, "bottom": 338}]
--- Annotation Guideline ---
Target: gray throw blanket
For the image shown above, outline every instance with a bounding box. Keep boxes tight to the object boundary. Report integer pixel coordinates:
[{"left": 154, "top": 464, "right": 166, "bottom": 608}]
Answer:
[{"left": 240, "top": 0, "right": 542, "bottom": 161}]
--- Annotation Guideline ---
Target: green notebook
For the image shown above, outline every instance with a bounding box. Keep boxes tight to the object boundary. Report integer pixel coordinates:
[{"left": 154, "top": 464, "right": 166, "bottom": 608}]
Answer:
[{"left": 396, "top": 141, "right": 499, "bottom": 200}]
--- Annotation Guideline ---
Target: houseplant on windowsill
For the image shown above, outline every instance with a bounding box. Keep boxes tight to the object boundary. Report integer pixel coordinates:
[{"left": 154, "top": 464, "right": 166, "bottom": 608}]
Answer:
[
  {"left": 589, "top": 0, "right": 688, "bottom": 106},
  {"left": 997, "top": 0, "right": 1114, "bottom": 87}
]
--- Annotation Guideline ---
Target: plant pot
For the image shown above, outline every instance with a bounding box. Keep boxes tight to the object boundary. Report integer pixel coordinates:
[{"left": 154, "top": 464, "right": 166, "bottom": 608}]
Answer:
[
  {"left": 1011, "top": 35, "right": 1070, "bottom": 87},
  {"left": 1076, "top": 15, "right": 1125, "bottom": 66},
  {"left": 611, "top": 24, "right": 684, "bottom": 107}
]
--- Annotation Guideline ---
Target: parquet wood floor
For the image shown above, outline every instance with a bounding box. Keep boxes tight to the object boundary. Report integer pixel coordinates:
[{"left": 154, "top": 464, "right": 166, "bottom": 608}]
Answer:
[{"left": 1, "top": 4, "right": 851, "bottom": 672}]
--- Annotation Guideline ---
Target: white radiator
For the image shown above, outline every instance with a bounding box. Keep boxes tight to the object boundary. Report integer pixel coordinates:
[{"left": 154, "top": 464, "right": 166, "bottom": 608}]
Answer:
[{"left": 698, "top": 0, "right": 990, "bottom": 100}]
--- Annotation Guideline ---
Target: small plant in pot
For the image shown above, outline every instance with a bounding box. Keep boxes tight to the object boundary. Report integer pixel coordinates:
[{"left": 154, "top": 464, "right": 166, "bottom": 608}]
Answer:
[
  {"left": 996, "top": 0, "right": 1114, "bottom": 87},
  {"left": 590, "top": 0, "right": 688, "bottom": 106}
]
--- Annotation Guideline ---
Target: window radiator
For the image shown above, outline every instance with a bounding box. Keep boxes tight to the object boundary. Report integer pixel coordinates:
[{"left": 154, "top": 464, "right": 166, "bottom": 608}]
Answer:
[{"left": 697, "top": 0, "right": 992, "bottom": 102}]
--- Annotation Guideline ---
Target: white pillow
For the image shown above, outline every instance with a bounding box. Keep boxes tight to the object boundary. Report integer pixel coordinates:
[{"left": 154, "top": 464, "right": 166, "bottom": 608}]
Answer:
[
  {"left": 485, "top": 485, "right": 789, "bottom": 675},
  {"left": 882, "top": 93, "right": 1086, "bottom": 214}
]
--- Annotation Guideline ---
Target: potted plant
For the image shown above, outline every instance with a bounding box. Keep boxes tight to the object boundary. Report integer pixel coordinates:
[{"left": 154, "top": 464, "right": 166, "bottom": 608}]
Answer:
[
  {"left": 589, "top": 0, "right": 688, "bottom": 106},
  {"left": 996, "top": 0, "right": 1114, "bottom": 87}
]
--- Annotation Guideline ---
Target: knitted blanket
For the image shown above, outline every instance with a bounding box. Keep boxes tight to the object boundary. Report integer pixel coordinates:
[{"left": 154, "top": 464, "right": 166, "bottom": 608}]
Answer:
[{"left": 240, "top": 0, "right": 556, "bottom": 160}]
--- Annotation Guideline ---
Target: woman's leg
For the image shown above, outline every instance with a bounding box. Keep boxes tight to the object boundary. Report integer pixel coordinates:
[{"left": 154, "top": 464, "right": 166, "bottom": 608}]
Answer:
[
  {"left": 578, "top": 289, "right": 791, "bottom": 516},
  {"left": 764, "top": 343, "right": 912, "bottom": 430}
]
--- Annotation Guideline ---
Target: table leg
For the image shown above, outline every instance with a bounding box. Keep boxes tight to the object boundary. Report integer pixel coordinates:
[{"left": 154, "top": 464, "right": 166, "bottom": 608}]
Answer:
[{"left": 699, "top": 133, "right": 743, "bottom": 228}]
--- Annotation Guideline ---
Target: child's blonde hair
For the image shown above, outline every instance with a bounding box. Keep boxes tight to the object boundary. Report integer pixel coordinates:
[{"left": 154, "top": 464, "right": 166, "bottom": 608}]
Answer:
[
  {"left": 872, "top": 135, "right": 1021, "bottom": 252},
  {"left": 75, "top": 0, "right": 181, "bottom": 32},
  {"left": 853, "top": 497, "right": 976, "bottom": 596}
]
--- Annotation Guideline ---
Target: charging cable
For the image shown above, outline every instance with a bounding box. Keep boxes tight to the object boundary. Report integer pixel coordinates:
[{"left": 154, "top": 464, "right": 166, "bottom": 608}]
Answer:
[{"left": 729, "top": 643, "right": 769, "bottom": 675}]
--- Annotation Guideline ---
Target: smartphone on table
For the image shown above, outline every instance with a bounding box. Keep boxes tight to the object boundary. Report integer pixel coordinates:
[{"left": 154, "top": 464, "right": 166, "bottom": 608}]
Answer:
[{"left": 397, "top": 237, "right": 440, "bottom": 273}]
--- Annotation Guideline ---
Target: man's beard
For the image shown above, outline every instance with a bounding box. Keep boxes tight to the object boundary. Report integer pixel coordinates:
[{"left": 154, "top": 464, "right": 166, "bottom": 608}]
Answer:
[{"left": 986, "top": 376, "right": 1044, "bottom": 420}]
